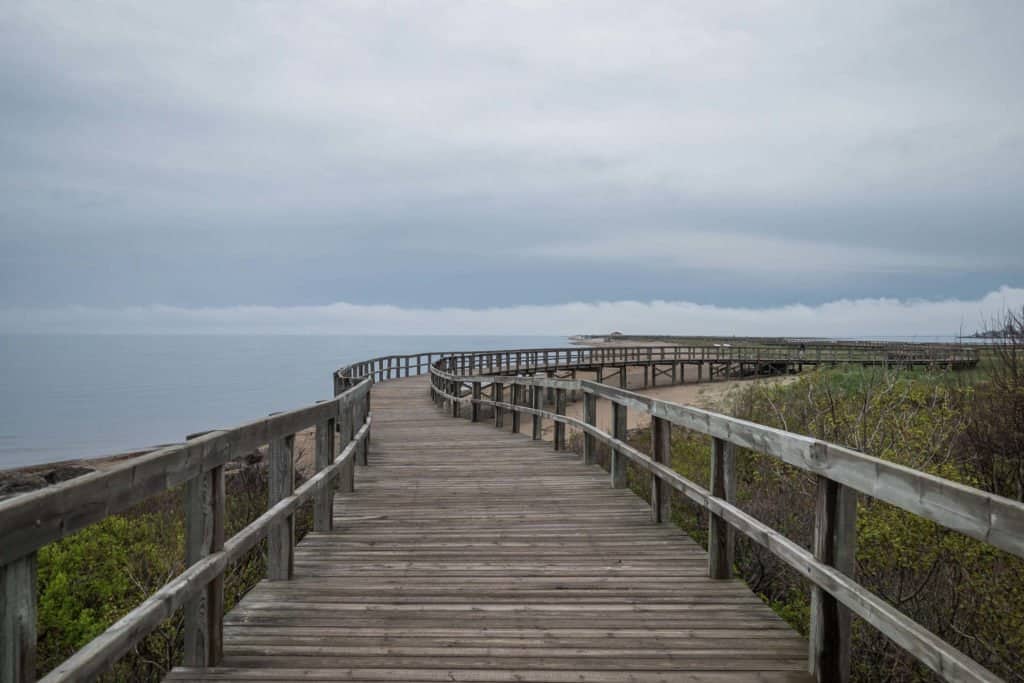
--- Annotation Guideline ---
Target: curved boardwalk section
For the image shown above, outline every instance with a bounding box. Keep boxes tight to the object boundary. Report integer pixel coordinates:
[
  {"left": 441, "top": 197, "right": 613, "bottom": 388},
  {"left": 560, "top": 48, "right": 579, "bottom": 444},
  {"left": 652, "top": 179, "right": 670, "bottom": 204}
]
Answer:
[{"left": 168, "top": 376, "right": 809, "bottom": 682}]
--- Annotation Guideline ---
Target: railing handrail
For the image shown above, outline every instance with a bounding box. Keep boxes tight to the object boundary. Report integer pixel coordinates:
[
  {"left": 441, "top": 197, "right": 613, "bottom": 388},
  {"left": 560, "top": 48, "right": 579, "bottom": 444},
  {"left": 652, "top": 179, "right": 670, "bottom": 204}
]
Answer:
[
  {"left": 431, "top": 365, "right": 1024, "bottom": 560},
  {"left": 0, "top": 380, "right": 371, "bottom": 566},
  {"left": 335, "top": 342, "right": 979, "bottom": 386},
  {"left": 427, "top": 352, "right": 1016, "bottom": 683},
  {"left": 0, "top": 378, "right": 373, "bottom": 683}
]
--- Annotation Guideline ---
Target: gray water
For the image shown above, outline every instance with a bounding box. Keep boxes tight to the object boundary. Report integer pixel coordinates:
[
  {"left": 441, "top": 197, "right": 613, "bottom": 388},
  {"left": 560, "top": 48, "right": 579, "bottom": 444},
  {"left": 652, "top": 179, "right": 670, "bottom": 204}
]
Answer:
[{"left": 0, "top": 334, "right": 567, "bottom": 469}]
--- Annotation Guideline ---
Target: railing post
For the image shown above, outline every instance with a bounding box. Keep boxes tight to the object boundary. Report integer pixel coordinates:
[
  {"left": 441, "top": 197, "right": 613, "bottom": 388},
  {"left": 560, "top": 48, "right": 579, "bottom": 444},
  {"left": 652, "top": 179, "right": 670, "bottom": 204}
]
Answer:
[
  {"left": 810, "top": 475, "right": 857, "bottom": 683},
  {"left": 611, "top": 401, "right": 627, "bottom": 488},
  {"left": 362, "top": 388, "right": 371, "bottom": 463},
  {"left": 268, "top": 434, "right": 295, "bottom": 581},
  {"left": 554, "top": 388, "right": 566, "bottom": 451},
  {"left": 511, "top": 384, "right": 521, "bottom": 434},
  {"left": 708, "top": 437, "right": 735, "bottom": 578},
  {"left": 471, "top": 381, "right": 481, "bottom": 422},
  {"left": 340, "top": 401, "right": 355, "bottom": 492},
  {"left": 531, "top": 384, "right": 543, "bottom": 440},
  {"left": 583, "top": 391, "right": 597, "bottom": 465},
  {"left": 494, "top": 382, "right": 504, "bottom": 428},
  {"left": 183, "top": 461, "right": 225, "bottom": 667},
  {"left": 451, "top": 380, "right": 460, "bottom": 418},
  {"left": 651, "top": 416, "right": 670, "bottom": 523},
  {"left": 314, "top": 417, "right": 336, "bottom": 532},
  {"left": 1, "top": 553, "right": 37, "bottom": 683}
]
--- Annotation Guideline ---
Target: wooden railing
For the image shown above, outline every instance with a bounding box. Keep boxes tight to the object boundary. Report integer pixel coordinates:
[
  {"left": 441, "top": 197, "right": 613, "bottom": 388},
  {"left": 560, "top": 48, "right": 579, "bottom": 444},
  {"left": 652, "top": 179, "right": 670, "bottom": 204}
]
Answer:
[
  {"left": 428, "top": 354, "right": 1021, "bottom": 683},
  {"left": 0, "top": 379, "right": 372, "bottom": 683},
  {"left": 336, "top": 342, "right": 978, "bottom": 386}
]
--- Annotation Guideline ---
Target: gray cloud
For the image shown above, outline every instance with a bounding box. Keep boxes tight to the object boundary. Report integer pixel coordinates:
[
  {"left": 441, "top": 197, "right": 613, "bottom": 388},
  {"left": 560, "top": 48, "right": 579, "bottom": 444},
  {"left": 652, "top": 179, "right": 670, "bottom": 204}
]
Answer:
[
  {"left": 1, "top": 2, "right": 1021, "bottom": 315},
  {"left": 4, "top": 286, "right": 1021, "bottom": 337}
]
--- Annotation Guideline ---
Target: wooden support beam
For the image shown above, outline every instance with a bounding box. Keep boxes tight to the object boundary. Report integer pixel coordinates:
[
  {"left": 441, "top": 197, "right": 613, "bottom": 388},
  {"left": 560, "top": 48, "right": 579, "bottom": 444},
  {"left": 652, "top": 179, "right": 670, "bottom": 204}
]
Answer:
[
  {"left": 1, "top": 553, "right": 36, "bottom": 683},
  {"left": 531, "top": 385, "right": 543, "bottom": 440},
  {"left": 493, "top": 383, "right": 504, "bottom": 428},
  {"left": 471, "top": 381, "right": 481, "bottom": 422},
  {"left": 267, "top": 435, "right": 295, "bottom": 581},
  {"left": 810, "top": 477, "right": 857, "bottom": 683},
  {"left": 353, "top": 398, "right": 367, "bottom": 467},
  {"left": 583, "top": 392, "right": 597, "bottom": 465},
  {"left": 363, "top": 390, "right": 371, "bottom": 453},
  {"left": 183, "top": 463, "right": 225, "bottom": 667},
  {"left": 451, "top": 381, "right": 460, "bottom": 418},
  {"left": 651, "top": 416, "right": 670, "bottom": 523},
  {"left": 313, "top": 418, "right": 335, "bottom": 532},
  {"left": 510, "top": 384, "right": 521, "bottom": 434},
  {"left": 709, "top": 437, "right": 735, "bottom": 579},
  {"left": 554, "top": 388, "right": 566, "bottom": 451},
  {"left": 611, "top": 402, "right": 627, "bottom": 488},
  {"left": 340, "top": 406, "right": 355, "bottom": 492}
]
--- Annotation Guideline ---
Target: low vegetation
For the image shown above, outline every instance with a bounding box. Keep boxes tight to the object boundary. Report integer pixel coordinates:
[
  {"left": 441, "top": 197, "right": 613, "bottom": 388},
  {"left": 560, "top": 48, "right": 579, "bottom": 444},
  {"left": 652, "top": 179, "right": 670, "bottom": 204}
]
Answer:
[
  {"left": 35, "top": 459, "right": 314, "bottom": 681},
  {"left": 609, "top": 311, "right": 1024, "bottom": 681}
]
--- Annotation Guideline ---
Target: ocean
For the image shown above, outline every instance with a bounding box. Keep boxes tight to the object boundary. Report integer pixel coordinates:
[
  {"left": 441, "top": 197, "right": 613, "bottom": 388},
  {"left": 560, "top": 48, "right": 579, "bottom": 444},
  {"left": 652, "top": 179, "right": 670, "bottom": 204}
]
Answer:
[{"left": 0, "top": 334, "right": 567, "bottom": 469}]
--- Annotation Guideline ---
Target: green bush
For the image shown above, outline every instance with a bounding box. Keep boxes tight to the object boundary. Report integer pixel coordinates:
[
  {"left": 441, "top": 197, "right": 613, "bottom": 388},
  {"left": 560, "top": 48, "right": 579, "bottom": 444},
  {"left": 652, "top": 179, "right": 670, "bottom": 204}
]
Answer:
[{"left": 34, "top": 462, "right": 314, "bottom": 681}]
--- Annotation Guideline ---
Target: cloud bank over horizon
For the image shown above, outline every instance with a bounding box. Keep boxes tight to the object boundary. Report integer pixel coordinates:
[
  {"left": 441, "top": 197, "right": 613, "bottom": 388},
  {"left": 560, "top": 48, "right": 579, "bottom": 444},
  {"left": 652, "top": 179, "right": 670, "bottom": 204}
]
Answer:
[{"left": 4, "top": 287, "right": 1021, "bottom": 339}]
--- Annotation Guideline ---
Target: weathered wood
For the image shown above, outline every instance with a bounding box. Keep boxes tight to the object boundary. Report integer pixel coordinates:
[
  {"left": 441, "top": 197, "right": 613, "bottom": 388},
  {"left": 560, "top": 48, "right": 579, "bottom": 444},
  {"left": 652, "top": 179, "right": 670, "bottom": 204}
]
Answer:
[
  {"left": 510, "top": 384, "right": 521, "bottom": 434},
  {"left": 350, "top": 401, "right": 361, "bottom": 469},
  {"left": 183, "top": 463, "right": 225, "bottom": 667},
  {"left": 0, "top": 380, "right": 370, "bottom": 568},
  {"left": 46, "top": 420, "right": 369, "bottom": 683},
  {"left": 471, "top": 381, "right": 481, "bottom": 422},
  {"left": 169, "top": 376, "right": 811, "bottom": 682},
  {"left": 531, "top": 385, "right": 543, "bottom": 441},
  {"left": 809, "top": 478, "right": 856, "bottom": 683},
  {"left": 581, "top": 380, "right": 1024, "bottom": 561},
  {"left": 709, "top": 437, "right": 735, "bottom": 579},
  {"left": 651, "top": 416, "right": 670, "bottom": 523},
  {"left": 583, "top": 392, "right": 597, "bottom": 466},
  {"left": 558, "top": 410, "right": 1001, "bottom": 682},
  {"left": 611, "top": 401, "right": 627, "bottom": 489},
  {"left": 493, "top": 383, "right": 504, "bottom": 428},
  {"left": 1, "top": 553, "right": 36, "bottom": 683},
  {"left": 268, "top": 435, "right": 295, "bottom": 581},
  {"left": 554, "top": 388, "right": 566, "bottom": 451},
  {"left": 340, "top": 407, "right": 355, "bottom": 492},
  {"left": 314, "top": 419, "right": 335, "bottom": 532}
]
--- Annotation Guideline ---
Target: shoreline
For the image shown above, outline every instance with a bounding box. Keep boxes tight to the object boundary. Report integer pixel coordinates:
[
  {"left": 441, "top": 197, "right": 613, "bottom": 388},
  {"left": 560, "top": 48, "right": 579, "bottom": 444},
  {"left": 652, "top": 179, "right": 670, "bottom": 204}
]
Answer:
[{"left": 2, "top": 335, "right": 787, "bottom": 498}]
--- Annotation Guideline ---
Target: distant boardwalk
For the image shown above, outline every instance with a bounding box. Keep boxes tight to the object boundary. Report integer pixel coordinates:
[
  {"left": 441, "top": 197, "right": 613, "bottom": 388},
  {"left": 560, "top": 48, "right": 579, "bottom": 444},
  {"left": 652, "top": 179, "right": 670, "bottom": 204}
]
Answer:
[{"left": 1, "top": 343, "right": 1013, "bottom": 683}]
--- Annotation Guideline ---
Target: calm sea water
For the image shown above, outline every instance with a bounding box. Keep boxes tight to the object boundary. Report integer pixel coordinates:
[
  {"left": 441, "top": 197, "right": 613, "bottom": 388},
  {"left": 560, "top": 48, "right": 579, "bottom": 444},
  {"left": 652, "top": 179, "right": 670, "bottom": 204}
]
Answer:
[{"left": 0, "top": 334, "right": 567, "bottom": 469}]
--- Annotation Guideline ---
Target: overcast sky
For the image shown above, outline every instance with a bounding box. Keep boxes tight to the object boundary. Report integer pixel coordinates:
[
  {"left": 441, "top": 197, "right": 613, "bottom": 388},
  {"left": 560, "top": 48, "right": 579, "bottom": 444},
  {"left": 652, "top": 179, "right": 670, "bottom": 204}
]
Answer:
[{"left": 1, "top": 2, "right": 1022, "bottom": 335}]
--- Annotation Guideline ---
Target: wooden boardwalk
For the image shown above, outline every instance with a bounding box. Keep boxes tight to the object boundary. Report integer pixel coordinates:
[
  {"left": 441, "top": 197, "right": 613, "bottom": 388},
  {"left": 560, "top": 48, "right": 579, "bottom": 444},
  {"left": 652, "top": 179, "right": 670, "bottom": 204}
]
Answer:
[{"left": 168, "top": 375, "right": 810, "bottom": 682}]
